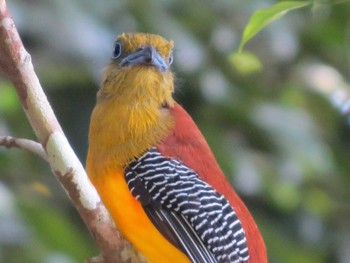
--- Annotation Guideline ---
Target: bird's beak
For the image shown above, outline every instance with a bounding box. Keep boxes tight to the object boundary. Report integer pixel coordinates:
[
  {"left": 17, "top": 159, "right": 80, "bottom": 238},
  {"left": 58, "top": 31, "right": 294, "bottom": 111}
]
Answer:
[{"left": 120, "top": 46, "right": 168, "bottom": 72}]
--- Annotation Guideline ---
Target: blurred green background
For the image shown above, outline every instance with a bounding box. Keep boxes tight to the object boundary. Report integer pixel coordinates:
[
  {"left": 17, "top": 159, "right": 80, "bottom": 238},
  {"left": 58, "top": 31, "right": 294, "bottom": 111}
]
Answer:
[{"left": 1, "top": 0, "right": 350, "bottom": 262}]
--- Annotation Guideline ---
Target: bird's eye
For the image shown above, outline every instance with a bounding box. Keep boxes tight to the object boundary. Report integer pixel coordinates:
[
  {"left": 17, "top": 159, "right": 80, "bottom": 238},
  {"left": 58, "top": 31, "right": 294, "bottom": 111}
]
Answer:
[
  {"left": 112, "top": 41, "right": 122, "bottom": 60},
  {"left": 168, "top": 53, "right": 174, "bottom": 66}
]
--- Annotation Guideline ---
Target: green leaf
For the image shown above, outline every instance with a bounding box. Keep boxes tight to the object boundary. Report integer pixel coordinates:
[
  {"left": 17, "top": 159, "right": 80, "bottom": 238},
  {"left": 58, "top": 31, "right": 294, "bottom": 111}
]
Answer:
[
  {"left": 239, "top": 1, "right": 311, "bottom": 52},
  {"left": 229, "top": 51, "right": 262, "bottom": 75}
]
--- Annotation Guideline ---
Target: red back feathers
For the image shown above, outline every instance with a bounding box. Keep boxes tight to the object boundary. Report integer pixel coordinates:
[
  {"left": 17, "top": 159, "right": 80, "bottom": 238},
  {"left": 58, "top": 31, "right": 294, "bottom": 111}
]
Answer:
[{"left": 158, "top": 103, "right": 267, "bottom": 263}]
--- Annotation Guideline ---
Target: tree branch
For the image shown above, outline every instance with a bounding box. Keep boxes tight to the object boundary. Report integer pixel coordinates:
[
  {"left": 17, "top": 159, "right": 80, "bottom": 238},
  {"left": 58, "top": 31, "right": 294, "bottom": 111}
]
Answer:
[
  {"left": 0, "top": 136, "right": 48, "bottom": 161},
  {"left": 0, "top": 1, "right": 145, "bottom": 262}
]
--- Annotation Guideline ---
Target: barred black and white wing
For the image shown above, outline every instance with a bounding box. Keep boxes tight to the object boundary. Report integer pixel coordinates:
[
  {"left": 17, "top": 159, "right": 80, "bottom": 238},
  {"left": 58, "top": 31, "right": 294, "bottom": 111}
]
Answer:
[{"left": 125, "top": 147, "right": 249, "bottom": 263}]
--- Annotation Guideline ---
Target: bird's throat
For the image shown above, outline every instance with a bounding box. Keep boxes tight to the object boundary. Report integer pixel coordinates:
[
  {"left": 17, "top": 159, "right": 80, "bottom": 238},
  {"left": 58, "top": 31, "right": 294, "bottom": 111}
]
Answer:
[{"left": 87, "top": 69, "right": 175, "bottom": 177}]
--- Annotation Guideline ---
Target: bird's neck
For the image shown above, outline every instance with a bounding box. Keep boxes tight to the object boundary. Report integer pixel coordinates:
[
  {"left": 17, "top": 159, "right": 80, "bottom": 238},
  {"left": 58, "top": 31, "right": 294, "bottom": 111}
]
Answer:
[{"left": 86, "top": 68, "right": 175, "bottom": 178}]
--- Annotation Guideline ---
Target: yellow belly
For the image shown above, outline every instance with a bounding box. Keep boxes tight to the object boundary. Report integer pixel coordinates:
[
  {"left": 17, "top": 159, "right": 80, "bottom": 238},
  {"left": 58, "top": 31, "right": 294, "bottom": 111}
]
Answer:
[{"left": 90, "top": 169, "right": 190, "bottom": 263}]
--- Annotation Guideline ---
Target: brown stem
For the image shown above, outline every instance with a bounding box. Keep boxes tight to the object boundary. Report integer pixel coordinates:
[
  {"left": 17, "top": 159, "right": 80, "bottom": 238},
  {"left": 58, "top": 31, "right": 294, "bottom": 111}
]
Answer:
[
  {"left": 0, "top": 1, "right": 145, "bottom": 262},
  {"left": 0, "top": 136, "right": 48, "bottom": 161}
]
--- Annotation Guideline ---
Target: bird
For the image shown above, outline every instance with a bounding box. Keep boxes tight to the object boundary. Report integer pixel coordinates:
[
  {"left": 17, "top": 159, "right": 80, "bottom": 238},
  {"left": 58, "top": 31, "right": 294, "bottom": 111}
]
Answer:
[{"left": 86, "top": 32, "right": 267, "bottom": 263}]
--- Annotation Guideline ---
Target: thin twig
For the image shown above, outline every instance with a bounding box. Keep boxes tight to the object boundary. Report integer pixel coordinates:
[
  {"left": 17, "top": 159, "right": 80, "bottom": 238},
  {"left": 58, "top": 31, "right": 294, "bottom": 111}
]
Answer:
[{"left": 0, "top": 136, "right": 48, "bottom": 161}]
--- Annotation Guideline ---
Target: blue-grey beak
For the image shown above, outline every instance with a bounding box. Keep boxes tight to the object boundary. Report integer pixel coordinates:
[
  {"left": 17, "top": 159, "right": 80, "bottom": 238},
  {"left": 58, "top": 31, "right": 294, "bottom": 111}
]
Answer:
[{"left": 120, "top": 46, "right": 168, "bottom": 72}]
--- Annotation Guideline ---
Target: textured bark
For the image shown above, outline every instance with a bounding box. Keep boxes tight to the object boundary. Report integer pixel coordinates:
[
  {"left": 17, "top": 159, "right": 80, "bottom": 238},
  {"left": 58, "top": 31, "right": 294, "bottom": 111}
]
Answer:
[{"left": 0, "top": 1, "right": 145, "bottom": 262}]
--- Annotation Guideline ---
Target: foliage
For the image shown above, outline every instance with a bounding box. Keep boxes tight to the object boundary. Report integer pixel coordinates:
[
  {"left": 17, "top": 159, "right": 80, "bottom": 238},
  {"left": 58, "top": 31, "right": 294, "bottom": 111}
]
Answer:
[{"left": 238, "top": 1, "right": 311, "bottom": 52}]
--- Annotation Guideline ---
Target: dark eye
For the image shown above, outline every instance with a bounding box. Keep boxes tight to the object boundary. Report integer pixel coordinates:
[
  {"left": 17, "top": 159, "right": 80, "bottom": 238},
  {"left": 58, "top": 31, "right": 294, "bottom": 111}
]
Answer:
[
  {"left": 112, "top": 41, "right": 122, "bottom": 60},
  {"left": 168, "top": 53, "right": 174, "bottom": 65}
]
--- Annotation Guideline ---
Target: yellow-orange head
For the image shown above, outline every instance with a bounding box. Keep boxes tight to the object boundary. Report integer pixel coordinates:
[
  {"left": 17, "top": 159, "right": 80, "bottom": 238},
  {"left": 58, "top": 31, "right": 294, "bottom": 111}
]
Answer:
[
  {"left": 87, "top": 33, "right": 176, "bottom": 175},
  {"left": 98, "top": 33, "right": 175, "bottom": 101}
]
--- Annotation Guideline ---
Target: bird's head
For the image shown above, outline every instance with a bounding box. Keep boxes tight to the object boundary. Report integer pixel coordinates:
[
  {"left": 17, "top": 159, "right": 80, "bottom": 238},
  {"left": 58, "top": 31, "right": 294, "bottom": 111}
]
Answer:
[
  {"left": 89, "top": 33, "right": 177, "bottom": 167},
  {"left": 98, "top": 33, "right": 175, "bottom": 109},
  {"left": 114, "top": 33, "right": 174, "bottom": 72}
]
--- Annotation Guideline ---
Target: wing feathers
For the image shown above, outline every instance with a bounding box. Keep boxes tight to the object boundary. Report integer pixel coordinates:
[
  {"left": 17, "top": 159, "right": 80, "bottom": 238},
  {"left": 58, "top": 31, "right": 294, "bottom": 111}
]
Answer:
[
  {"left": 143, "top": 206, "right": 217, "bottom": 263},
  {"left": 125, "top": 148, "right": 249, "bottom": 262}
]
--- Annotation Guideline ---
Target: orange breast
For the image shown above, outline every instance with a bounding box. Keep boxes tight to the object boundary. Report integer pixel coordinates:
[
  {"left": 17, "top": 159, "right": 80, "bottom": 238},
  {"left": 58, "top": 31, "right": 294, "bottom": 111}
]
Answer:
[{"left": 90, "top": 169, "right": 190, "bottom": 263}]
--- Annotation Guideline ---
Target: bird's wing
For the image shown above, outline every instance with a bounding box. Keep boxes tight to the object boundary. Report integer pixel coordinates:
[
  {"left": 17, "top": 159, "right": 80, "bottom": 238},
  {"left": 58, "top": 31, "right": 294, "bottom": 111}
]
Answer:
[
  {"left": 125, "top": 147, "right": 249, "bottom": 263},
  {"left": 158, "top": 103, "right": 268, "bottom": 263},
  {"left": 143, "top": 206, "right": 217, "bottom": 263}
]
